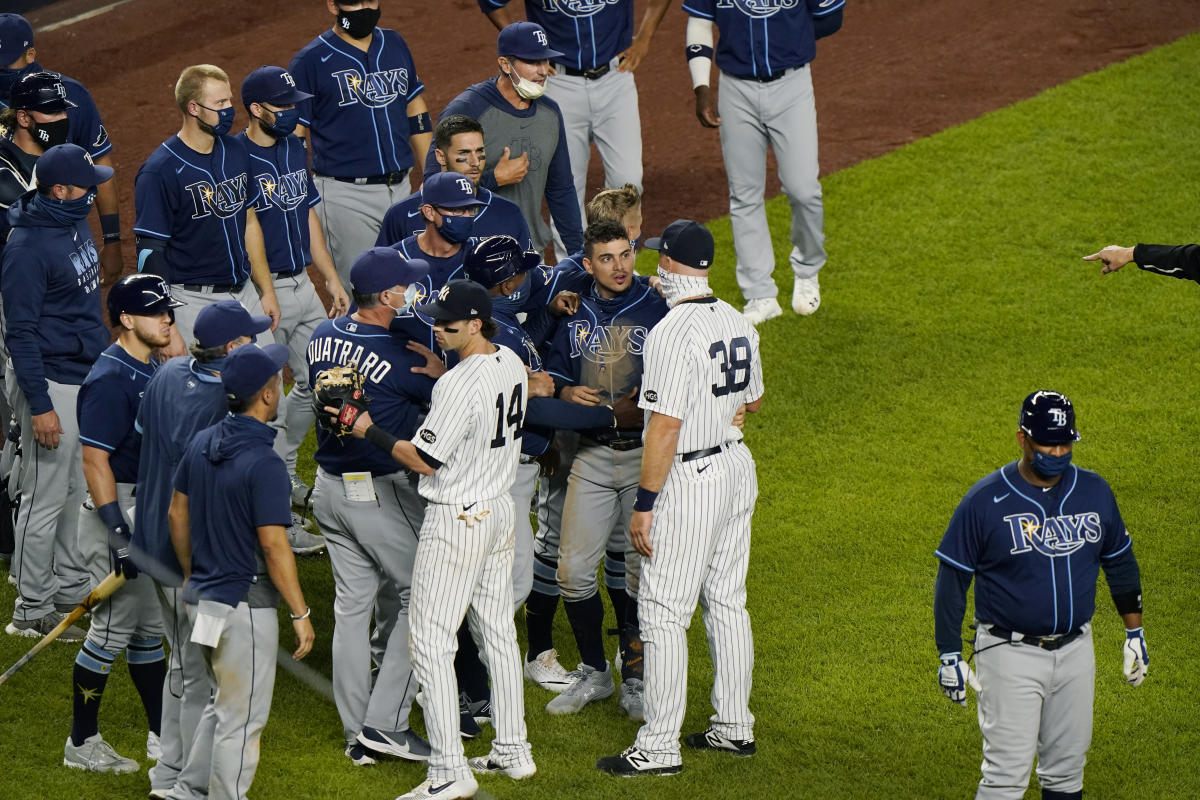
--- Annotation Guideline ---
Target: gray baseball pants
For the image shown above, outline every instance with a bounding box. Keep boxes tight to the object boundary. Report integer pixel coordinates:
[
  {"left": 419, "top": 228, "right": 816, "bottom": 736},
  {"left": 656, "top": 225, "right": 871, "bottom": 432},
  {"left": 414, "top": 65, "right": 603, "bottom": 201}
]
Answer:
[
  {"left": 510, "top": 458, "right": 540, "bottom": 609},
  {"left": 168, "top": 284, "right": 269, "bottom": 350},
  {"left": 313, "top": 467, "right": 423, "bottom": 743},
  {"left": 269, "top": 273, "right": 327, "bottom": 474},
  {"left": 973, "top": 625, "right": 1095, "bottom": 799},
  {"left": 313, "top": 176, "right": 411, "bottom": 292},
  {"left": 718, "top": 66, "right": 826, "bottom": 302}
]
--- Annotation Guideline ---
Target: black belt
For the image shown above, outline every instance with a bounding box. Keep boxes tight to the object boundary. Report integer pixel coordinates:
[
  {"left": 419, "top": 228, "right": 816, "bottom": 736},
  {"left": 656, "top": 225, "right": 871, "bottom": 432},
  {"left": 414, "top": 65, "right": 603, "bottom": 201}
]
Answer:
[
  {"left": 582, "top": 436, "right": 641, "bottom": 452},
  {"left": 557, "top": 62, "right": 611, "bottom": 80},
  {"left": 180, "top": 281, "right": 246, "bottom": 294},
  {"left": 988, "top": 627, "right": 1084, "bottom": 651},
  {"left": 273, "top": 270, "right": 306, "bottom": 279},
  {"left": 320, "top": 170, "right": 409, "bottom": 186},
  {"left": 732, "top": 65, "right": 800, "bottom": 84},
  {"left": 680, "top": 439, "right": 742, "bottom": 463}
]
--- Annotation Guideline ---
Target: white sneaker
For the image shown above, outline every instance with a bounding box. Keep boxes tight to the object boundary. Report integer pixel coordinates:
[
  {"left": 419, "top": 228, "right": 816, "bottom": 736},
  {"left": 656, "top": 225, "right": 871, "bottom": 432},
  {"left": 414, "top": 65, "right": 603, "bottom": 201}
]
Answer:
[
  {"left": 287, "top": 514, "right": 326, "bottom": 555},
  {"left": 468, "top": 756, "right": 537, "bottom": 779},
  {"left": 524, "top": 648, "right": 573, "bottom": 692},
  {"left": 546, "top": 662, "right": 614, "bottom": 714},
  {"left": 146, "top": 731, "right": 161, "bottom": 761},
  {"left": 742, "top": 297, "right": 783, "bottom": 325},
  {"left": 618, "top": 678, "right": 645, "bottom": 722},
  {"left": 791, "top": 275, "right": 821, "bottom": 315},
  {"left": 394, "top": 776, "right": 479, "bottom": 800},
  {"left": 63, "top": 734, "right": 139, "bottom": 774},
  {"left": 289, "top": 474, "right": 313, "bottom": 511}
]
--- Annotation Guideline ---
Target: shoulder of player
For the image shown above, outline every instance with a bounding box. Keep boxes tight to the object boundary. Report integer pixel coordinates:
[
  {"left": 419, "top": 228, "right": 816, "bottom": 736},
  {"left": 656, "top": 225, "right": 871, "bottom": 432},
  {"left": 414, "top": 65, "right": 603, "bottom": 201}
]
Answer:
[
  {"left": 1062, "top": 463, "right": 1113, "bottom": 495},
  {"left": 958, "top": 464, "right": 1020, "bottom": 507}
]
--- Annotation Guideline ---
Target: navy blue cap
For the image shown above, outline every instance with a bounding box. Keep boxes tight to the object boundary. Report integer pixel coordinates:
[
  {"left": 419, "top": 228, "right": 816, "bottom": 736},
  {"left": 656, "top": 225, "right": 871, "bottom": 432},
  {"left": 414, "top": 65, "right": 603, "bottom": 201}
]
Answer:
[
  {"left": 0, "top": 14, "right": 33, "bottom": 67},
  {"left": 34, "top": 144, "right": 114, "bottom": 189},
  {"left": 418, "top": 279, "right": 492, "bottom": 321},
  {"left": 241, "top": 66, "right": 312, "bottom": 107},
  {"left": 222, "top": 343, "right": 289, "bottom": 403},
  {"left": 421, "top": 171, "right": 484, "bottom": 210},
  {"left": 644, "top": 219, "right": 714, "bottom": 270},
  {"left": 193, "top": 300, "right": 273, "bottom": 348},
  {"left": 350, "top": 247, "right": 430, "bottom": 294},
  {"left": 1020, "top": 390, "right": 1080, "bottom": 445},
  {"left": 497, "top": 21, "right": 564, "bottom": 61}
]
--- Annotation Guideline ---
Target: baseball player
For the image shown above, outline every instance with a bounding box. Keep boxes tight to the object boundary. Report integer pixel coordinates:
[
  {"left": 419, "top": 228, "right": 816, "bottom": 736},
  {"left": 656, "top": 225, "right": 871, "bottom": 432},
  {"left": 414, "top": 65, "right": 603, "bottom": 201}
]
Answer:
[
  {"left": 426, "top": 22, "right": 583, "bottom": 256},
  {"left": 598, "top": 219, "right": 763, "bottom": 776},
  {"left": 933, "top": 391, "right": 1148, "bottom": 800},
  {"left": 289, "top": 0, "right": 432, "bottom": 289},
  {"left": 337, "top": 279, "right": 535, "bottom": 800},
  {"left": 169, "top": 343, "right": 315, "bottom": 800},
  {"left": 306, "top": 247, "right": 437, "bottom": 765},
  {"left": 133, "top": 301, "right": 273, "bottom": 800},
  {"left": 479, "top": 1, "right": 669, "bottom": 259},
  {"left": 542, "top": 218, "right": 668, "bottom": 719},
  {"left": 62, "top": 275, "right": 181, "bottom": 775},
  {"left": 377, "top": 114, "right": 532, "bottom": 251},
  {"left": 2, "top": 144, "right": 112, "bottom": 641},
  {"left": 684, "top": 0, "right": 844, "bottom": 323},
  {"left": 239, "top": 65, "right": 350, "bottom": 510},
  {"left": 0, "top": 14, "right": 125, "bottom": 286},
  {"left": 134, "top": 64, "right": 279, "bottom": 358}
]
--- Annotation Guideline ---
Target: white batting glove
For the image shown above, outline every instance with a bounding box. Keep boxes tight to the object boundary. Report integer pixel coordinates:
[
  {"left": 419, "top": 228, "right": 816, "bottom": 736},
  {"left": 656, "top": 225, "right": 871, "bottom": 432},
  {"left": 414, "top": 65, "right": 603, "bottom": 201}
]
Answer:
[
  {"left": 1122, "top": 627, "right": 1149, "bottom": 687},
  {"left": 938, "top": 652, "right": 981, "bottom": 706}
]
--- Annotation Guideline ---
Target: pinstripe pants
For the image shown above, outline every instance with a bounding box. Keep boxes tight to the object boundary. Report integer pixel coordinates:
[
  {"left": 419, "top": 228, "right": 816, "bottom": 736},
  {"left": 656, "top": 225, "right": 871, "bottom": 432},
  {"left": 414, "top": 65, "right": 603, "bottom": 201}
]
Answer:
[{"left": 635, "top": 442, "right": 758, "bottom": 763}]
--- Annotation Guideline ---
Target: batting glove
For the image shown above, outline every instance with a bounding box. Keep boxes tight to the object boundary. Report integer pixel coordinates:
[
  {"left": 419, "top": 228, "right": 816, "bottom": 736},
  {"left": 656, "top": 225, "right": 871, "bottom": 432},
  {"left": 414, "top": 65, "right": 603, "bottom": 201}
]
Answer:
[
  {"left": 1122, "top": 627, "right": 1149, "bottom": 687},
  {"left": 98, "top": 501, "right": 139, "bottom": 580},
  {"left": 938, "top": 652, "right": 981, "bottom": 706}
]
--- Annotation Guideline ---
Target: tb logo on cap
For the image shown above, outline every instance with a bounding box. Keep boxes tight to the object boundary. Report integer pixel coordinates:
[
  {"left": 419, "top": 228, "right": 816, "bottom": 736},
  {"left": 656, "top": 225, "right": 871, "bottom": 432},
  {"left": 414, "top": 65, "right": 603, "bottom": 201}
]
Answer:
[
  {"left": 1048, "top": 408, "right": 1068, "bottom": 427},
  {"left": 281, "top": 71, "right": 296, "bottom": 87},
  {"left": 534, "top": 30, "right": 548, "bottom": 46},
  {"left": 455, "top": 177, "right": 473, "bottom": 194}
]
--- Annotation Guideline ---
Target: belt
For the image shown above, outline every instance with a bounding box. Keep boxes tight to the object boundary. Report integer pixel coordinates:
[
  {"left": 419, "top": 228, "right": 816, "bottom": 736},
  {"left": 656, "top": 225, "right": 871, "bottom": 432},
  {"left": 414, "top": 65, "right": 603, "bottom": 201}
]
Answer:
[
  {"left": 988, "top": 627, "right": 1085, "bottom": 652},
  {"left": 180, "top": 281, "right": 246, "bottom": 294},
  {"left": 319, "top": 170, "right": 409, "bottom": 186},
  {"left": 273, "top": 270, "right": 307, "bottom": 280},
  {"left": 680, "top": 439, "right": 742, "bottom": 463},
  {"left": 557, "top": 62, "right": 611, "bottom": 80},
  {"left": 582, "top": 436, "right": 641, "bottom": 452},
  {"left": 731, "top": 65, "right": 800, "bottom": 84}
]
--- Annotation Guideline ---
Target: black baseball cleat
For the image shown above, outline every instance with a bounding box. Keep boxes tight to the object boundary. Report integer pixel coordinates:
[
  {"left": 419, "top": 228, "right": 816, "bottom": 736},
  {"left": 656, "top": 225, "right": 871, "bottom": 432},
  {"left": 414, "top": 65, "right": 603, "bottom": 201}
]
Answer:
[
  {"left": 596, "top": 746, "right": 682, "bottom": 777},
  {"left": 684, "top": 727, "right": 757, "bottom": 757}
]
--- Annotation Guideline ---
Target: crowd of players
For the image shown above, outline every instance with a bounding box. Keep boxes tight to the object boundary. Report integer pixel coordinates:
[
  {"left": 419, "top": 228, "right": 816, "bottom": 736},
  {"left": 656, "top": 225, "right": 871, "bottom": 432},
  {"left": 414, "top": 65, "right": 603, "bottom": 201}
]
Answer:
[{"left": 0, "top": 2, "right": 808, "bottom": 799}]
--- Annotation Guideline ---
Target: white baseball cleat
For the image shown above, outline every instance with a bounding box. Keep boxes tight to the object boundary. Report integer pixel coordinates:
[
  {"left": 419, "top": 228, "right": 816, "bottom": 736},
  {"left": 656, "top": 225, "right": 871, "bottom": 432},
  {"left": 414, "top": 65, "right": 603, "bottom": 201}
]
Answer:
[
  {"left": 546, "top": 662, "right": 614, "bottom": 714},
  {"left": 523, "top": 648, "right": 573, "bottom": 692},
  {"left": 287, "top": 514, "right": 326, "bottom": 555},
  {"left": 742, "top": 297, "right": 783, "bottom": 325},
  {"left": 791, "top": 275, "right": 821, "bottom": 315},
  {"left": 146, "top": 731, "right": 162, "bottom": 761},
  {"left": 393, "top": 776, "right": 479, "bottom": 800},
  {"left": 63, "top": 734, "right": 139, "bottom": 774},
  {"left": 468, "top": 756, "right": 537, "bottom": 779}
]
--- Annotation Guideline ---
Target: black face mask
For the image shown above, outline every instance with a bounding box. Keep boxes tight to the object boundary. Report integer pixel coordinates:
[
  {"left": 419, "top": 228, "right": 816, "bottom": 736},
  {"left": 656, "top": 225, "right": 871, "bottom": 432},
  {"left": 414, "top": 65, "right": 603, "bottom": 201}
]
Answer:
[
  {"left": 337, "top": 7, "right": 381, "bottom": 39},
  {"left": 30, "top": 117, "right": 70, "bottom": 150}
]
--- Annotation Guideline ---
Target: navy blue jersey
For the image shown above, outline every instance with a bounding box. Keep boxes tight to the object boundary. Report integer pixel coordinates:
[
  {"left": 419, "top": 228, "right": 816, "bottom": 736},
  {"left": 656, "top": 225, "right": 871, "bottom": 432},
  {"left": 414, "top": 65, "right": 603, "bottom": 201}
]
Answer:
[
  {"left": 133, "top": 356, "right": 229, "bottom": 586},
  {"left": 683, "top": 0, "right": 845, "bottom": 78},
  {"left": 240, "top": 132, "right": 320, "bottom": 276},
  {"left": 478, "top": 0, "right": 634, "bottom": 70},
  {"left": 134, "top": 135, "right": 261, "bottom": 286},
  {"left": 307, "top": 315, "right": 436, "bottom": 476},
  {"left": 0, "top": 62, "right": 111, "bottom": 159},
  {"left": 935, "top": 461, "right": 1134, "bottom": 637},
  {"left": 0, "top": 138, "right": 36, "bottom": 261},
  {"left": 375, "top": 185, "right": 532, "bottom": 251},
  {"left": 174, "top": 414, "right": 291, "bottom": 607},
  {"left": 522, "top": 254, "right": 590, "bottom": 347},
  {"left": 77, "top": 344, "right": 157, "bottom": 485},
  {"left": 388, "top": 234, "right": 467, "bottom": 351},
  {"left": 289, "top": 28, "right": 425, "bottom": 178},
  {"left": 545, "top": 279, "right": 667, "bottom": 420}
]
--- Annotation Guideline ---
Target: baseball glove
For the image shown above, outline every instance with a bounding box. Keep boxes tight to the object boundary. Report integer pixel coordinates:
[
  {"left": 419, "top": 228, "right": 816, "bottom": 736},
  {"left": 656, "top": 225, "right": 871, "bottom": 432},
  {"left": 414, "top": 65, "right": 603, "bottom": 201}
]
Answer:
[{"left": 312, "top": 364, "right": 370, "bottom": 438}]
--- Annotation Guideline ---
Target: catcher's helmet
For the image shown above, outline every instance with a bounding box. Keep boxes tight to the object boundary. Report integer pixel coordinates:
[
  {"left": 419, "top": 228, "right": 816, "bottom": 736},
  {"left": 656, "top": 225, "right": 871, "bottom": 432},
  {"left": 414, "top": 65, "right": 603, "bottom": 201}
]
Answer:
[
  {"left": 8, "top": 71, "right": 76, "bottom": 113},
  {"left": 463, "top": 235, "right": 540, "bottom": 289},
  {"left": 107, "top": 274, "right": 184, "bottom": 322}
]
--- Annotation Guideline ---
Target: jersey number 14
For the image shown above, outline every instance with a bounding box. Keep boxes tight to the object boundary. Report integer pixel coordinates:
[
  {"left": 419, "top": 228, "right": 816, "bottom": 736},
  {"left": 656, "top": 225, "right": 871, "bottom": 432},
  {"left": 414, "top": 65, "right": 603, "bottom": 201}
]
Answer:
[
  {"left": 490, "top": 384, "right": 526, "bottom": 448},
  {"left": 709, "top": 337, "right": 752, "bottom": 397}
]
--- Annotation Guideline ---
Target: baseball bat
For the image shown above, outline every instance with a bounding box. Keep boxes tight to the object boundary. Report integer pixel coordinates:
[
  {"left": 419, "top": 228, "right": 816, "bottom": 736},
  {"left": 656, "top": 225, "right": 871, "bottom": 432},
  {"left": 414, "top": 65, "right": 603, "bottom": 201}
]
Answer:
[{"left": 0, "top": 571, "right": 127, "bottom": 688}]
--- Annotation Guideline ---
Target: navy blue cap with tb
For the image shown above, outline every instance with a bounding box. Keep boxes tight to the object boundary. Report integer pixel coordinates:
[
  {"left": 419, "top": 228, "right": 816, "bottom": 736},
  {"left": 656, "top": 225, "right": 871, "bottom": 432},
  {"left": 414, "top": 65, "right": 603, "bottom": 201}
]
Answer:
[
  {"left": 421, "top": 171, "right": 484, "bottom": 210},
  {"left": 222, "top": 343, "right": 289, "bottom": 403},
  {"left": 497, "top": 21, "right": 565, "bottom": 61},
  {"left": 350, "top": 247, "right": 430, "bottom": 294},
  {"left": 644, "top": 219, "right": 714, "bottom": 270},
  {"left": 35, "top": 144, "right": 114, "bottom": 189},
  {"left": 241, "top": 65, "right": 313, "bottom": 107},
  {"left": 1020, "top": 390, "right": 1080, "bottom": 445},
  {"left": 418, "top": 279, "right": 492, "bottom": 321}
]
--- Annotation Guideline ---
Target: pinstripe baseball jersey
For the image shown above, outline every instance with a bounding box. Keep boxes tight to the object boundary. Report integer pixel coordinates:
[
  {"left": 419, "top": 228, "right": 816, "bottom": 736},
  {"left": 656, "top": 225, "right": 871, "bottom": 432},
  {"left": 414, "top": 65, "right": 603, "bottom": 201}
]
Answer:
[
  {"left": 638, "top": 296, "right": 763, "bottom": 451},
  {"left": 413, "top": 346, "right": 527, "bottom": 504}
]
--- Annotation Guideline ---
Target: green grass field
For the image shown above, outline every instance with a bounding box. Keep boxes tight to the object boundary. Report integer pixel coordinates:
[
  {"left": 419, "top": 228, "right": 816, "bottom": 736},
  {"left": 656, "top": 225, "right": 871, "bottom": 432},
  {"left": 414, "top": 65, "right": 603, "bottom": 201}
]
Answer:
[{"left": 4, "top": 33, "right": 1200, "bottom": 800}]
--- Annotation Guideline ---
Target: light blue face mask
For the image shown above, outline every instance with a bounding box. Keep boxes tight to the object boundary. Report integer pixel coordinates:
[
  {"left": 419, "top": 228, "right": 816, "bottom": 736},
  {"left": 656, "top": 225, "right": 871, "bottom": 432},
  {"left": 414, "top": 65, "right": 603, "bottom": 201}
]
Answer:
[
  {"left": 387, "top": 283, "right": 420, "bottom": 313},
  {"left": 1032, "top": 449, "right": 1073, "bottom": 478}
]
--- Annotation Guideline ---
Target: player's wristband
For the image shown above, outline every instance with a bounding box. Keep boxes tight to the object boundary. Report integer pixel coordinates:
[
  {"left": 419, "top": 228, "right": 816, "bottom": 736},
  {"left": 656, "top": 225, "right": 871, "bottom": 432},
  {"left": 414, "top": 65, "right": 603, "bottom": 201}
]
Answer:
[
  {"left": 686, "top": 44, "right": 714, "bottom": 62},
  {"left": 633, "top": 486, "right": 658, "bottom": 512},
  {"left": 100, "top": 214, "right": 121, "bottom": 243},
  {"left": 364, "top": 424, "right": 400, "bottom": 456},
  {"left": 290, "top": 606, "right": 311, "bottom": 621},
  {"left": 96, "top": 501, "right": 128, "bottom": 532},
  {"left": 408, "top": 111, "right": 432, "bottom": 136}
]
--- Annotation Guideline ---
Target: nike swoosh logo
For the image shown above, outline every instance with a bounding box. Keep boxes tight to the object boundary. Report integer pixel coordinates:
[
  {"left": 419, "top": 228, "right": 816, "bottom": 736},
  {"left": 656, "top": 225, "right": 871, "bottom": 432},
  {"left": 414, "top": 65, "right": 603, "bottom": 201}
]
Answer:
[
  {"left": 697, "top": 464, "right": 710, "bottom": 473},
  {"left": 520, "top": 122, "right": 533, "bottom": 129},
  {"left": 993, "top": 493, "right": 1010, "bottom": 503},
  {"left": 176, "top": 166, "right": 186, "bottom": 174},
  {"left": 463, "top": 502, "right": 477, "bottom": 511},
  {"left": 321, "top": 53, "right": 334, "bottom": 63},
  {"left": 429, "top": 783, "right": 455, "bottom": 794}
]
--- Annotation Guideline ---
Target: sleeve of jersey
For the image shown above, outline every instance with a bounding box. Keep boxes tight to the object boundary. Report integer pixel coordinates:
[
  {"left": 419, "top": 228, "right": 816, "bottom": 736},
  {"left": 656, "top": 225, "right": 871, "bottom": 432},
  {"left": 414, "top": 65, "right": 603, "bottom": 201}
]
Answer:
[
  {"left": 69, "top": 86, "right": 112, "bottom": 159},
  {"left": 397, "top": 39, "right": 425, "bottom": 102},
  {"left": 133, "top": 165, "right": 174, "bottom": 241},
  {"left": 376, "top": 204, "right": 404, "bottom": 247},
  {"left": 171, "top": 445, "right": 194, "bottom": 494},
  {"left": 250, "top": 455, "right": 294, "bottom": 528},
  {"left": 933, "top": 496, "right": 979, "bottom": 574},
  {"left": 637, "top": 325, "right": 696, "bottom": 420},
  {"left": 476, "top": 0, "right": 508, "bottom": 9},
  {"left": 77, "top": 376, "right": 134, "bottom": 453},
  {"left": 543, "top": 318, "right": 578, "bottom": 385},
  {"left": 808, "top": 0, "right": 847, "bottom": 16},
  {"left": 543, "top": 104, "right": 584, "bottom": 254},
  {"left": 288, "top": 53, "right": 315, "bottom": 127},
  {"left": 526, "top": 397, "right": 611, "bottom": 430},
  {"left": 412, "top": 377, "right": 473, "bottom": 463},
  {"left": 744, "top": 328, "right": 764, "bottom": 404},
  {"left": 1133, "top": 243, "right": 1200, "bottom": 282},
  {"left": 1098, "top": 486, "right": 1134, "bottom": 560},
  {"left": 934, "top": 561, "right": 973, "bottom": 654},
  {"left": 681, "top": 0, "right": 715, "bottom": 19},
  {"left": 1, "top": 245, "right": 53, "bottom": 415}
]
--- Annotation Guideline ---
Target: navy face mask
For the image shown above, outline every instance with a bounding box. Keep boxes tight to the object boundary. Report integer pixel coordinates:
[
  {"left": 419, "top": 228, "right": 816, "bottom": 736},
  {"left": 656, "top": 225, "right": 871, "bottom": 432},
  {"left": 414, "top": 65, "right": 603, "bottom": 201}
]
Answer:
[
  {"left": 435, "top": 212, "right": 474, "bottom": 244},
  {"left": 36, "top": 188, "right": 97, "bottom": 225},
  {"left": 262, "top": 108, "right": 300, "bottom": 138},
  {"left": 1032, "top": 449, "right": 1073, "bottom": 479},
  {"left": 195, "top": 105, "right": 235, "bottom": 137}
]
